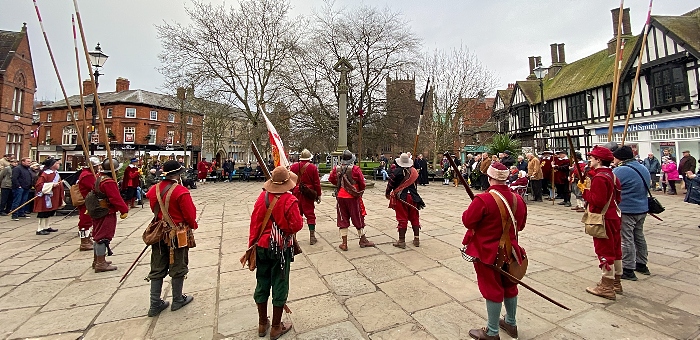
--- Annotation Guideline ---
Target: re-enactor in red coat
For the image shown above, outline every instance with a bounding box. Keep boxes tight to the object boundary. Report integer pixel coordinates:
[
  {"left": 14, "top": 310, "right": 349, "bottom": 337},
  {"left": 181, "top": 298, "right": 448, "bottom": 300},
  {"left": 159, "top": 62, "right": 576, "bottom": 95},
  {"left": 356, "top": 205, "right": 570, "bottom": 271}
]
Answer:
[
  {"left": 121, "top": 158, "right": 141, "bottom": 208},
  {"left": 76, "top": 158, "right": 101, "bottom": 251},
  {"left": 290, "top": 149, "right": 322, "bottom": 245},
  {"left": 540, "top": 151, "right": 554, "bottom": 199},
  {"left": 386, "top": 153, "right": 425, "bottom": 249},
  {"left": 250, "top": 166, "right": 303, "bottom": 338},
  {"left": 579, "top": 146, "right": 623, "bottom": 300},
  {"left": 462, "top": 162, "right": 526, "bottom": 340},
  {"left": 328, "top": 150, "right": 375, "bottom": 251},
  {"left": 33, "top": 158, "right": 65, "bottom": 236},
  {"left": 197, "top": 158, "right": 209, "bottom": 182},
  {"left": 91, "top": 159, "right": 129, "bottom": 273}
]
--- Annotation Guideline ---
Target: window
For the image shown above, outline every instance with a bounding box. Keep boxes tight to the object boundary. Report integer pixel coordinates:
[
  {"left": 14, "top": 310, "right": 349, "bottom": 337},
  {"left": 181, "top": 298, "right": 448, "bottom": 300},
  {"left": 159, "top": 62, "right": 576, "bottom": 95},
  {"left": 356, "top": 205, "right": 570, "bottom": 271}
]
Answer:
[
  {"left": 150, "top": 110, "right": 158, "bottom": 121},
  {"left": 12, "top": 88, "right": 23, "bottom": 113},
  {"left": 186, "top": 131, "right": 192, "bottom": 145},
  {"left": 515, "top": 105, "right": 530, "bottom": 129},
  {"left": 187, "top": 116, "right": 193, "bottom": 125},
  {"left": 62, "top": 126, "right": 78, "bottom": 145},
  {"left": 166, "top": 131, "right": 174, "bottom": 145},
  {"left": 45, "top": 130, "right": 51, "bottom": 144},
  {"left": 47, "top": 113, "right": 52, "bottom": 122},
  {"left": 566, "top": 93, "right": 587, "bottom": 122},
  {"left": 651, "top": 64, "right": 688, "bottom": 107},
  {"left": 552, "top": 137, "right": 578, "bottom": 150},
  {"left": 540, "top": 101, "right": 554, "bottom": 126},
  {"left": 66, "top": 111, "right": 72, "bottom": 121},
  {"left": 617, "top": 81, "right": 632, "bottom": 115},
  {"left": 6, "top": 133, "right": 22, "bottom": 156},
  {"left": 168, "top": 113, "right": 175, "bottom": 123},
  {"left": 125, "top": 108, "right": 136, "bottom": 118},
  {"left": 124, "top": 127, "right": 135, "bottom": 143},
  {"left": 148, "top": 128, "right": 157, "bottom": 145},
  {"left": 650, "top": 129, "right": 675, "bottom": 140},
  {"left": 106, "top": 108, "right": 113, "bottom": 118}
]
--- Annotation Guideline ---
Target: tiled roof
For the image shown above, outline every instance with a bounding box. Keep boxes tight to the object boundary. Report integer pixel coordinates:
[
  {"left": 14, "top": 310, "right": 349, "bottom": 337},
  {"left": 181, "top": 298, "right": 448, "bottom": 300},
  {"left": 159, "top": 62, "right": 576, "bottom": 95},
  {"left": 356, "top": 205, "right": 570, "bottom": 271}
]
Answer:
[
  {"left": 496, "top": 89, "right": 513, "bottom": 109},
  {"left": 653, "top": 8, "right": 700, "bottom": 57},
  {"left": 0, "top": 29, "right": 22, "bottom": 72},
  {"left": 515, "top": 80, "right": 542, "bottom": 105}
]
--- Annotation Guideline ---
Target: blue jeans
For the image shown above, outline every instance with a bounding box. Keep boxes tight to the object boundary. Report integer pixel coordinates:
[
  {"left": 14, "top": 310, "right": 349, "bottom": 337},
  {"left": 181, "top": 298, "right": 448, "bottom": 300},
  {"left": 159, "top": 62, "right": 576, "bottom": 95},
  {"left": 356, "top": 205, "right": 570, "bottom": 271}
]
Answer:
[
  {"left": 381, "top": 170, "right": 388, "bottom": 181},
  {"left": 136, "top": 186, "right": 142, "bottom": 201},
  {"left": 11, "top": 188, "right": 30, "bottom": 218},
  {"left": 228, "top": 170, "right": 236, "bottom": 181}
]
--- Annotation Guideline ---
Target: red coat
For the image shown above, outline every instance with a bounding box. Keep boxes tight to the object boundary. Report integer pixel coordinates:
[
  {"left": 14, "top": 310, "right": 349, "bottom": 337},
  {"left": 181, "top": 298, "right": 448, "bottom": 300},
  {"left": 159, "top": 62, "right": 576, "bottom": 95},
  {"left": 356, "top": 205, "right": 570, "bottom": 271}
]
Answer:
[
  {"left": 328, "top": 164, "right": 365, "bottom": 199},
  {"left": 581, "top": 167, "right": 622, "bottom": 268},
  {"left": 146, "top": 180, "right": 198, "bottom": 230},
  {"left": 248, "top": 191, "right": 303, "bottom": 248},
  {"left": 570, "top": 161, "right": 587, "bottom": 183},
  {"left": 290, "top": 161, "right": 322, "bottom": 199},
  {"left": 98, "top": 175, "right": 129, "bottom": 215},
  {"left": 540, "top": 156, "right": 553, "bottom": 180},
  {"left": 33, "top": 171, "right": 65, "bottom": 212},
  {"left": 121, "top": 165, "right": 140, "bottom": 189},
  {"left": 197, "top": 161, "right": 209, "bottom": 179},
  {"left": 77, "top": 168, "right": 97, "bottom": 199},
  {"left": 553, "top": 157, "right": 570, "bottom": 185}
]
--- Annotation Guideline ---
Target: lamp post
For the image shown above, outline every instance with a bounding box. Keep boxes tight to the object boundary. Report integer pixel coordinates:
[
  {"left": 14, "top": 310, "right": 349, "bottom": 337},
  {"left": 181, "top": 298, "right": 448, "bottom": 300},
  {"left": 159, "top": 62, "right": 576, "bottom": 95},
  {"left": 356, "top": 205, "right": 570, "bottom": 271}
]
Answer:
[
  {"left": 533, "top": 62, "right": 549, "bottom": 151},
  {"left": 88, "top": 43, "right": 108, "bottom": 155}
]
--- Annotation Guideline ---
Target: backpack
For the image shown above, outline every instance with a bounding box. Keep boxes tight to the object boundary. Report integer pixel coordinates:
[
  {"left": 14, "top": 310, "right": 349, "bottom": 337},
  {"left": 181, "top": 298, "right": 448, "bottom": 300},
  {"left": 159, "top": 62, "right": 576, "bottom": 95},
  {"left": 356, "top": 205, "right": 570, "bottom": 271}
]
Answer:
[{"left": 84, "top": 176, "right": 111, "bottom": 219}]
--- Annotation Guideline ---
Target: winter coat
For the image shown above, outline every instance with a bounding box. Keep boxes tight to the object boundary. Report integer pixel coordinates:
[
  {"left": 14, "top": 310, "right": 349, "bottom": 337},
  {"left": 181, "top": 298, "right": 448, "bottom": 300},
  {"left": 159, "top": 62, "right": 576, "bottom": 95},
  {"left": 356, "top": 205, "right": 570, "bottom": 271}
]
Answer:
[
  {"left": 684, "top": 171, "right": 700, "bottom": 205},
  {"left": 662, "top": 161, "right": 680, "bottom": 181},
  {"left": 643, "top": 157, "right": 661, "bottom": 174},
  {"left": 0, "top": 165, "right": 13, "bottom": 189}
]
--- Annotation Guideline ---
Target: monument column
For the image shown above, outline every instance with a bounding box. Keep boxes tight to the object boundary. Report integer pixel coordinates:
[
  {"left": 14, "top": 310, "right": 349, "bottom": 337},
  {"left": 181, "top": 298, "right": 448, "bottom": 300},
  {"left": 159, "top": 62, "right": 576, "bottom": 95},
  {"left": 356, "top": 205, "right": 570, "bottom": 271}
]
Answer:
[{"left": 333, "top": 58, "right": 353, "bottom": 155}]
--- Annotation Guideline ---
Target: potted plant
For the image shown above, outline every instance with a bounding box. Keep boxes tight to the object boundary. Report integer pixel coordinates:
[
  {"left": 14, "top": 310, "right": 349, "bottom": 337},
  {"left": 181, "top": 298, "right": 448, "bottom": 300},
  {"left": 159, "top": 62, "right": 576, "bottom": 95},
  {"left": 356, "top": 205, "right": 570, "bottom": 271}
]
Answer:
[{"left": 108, "top": 131, "right": 116, "bottom": 140}]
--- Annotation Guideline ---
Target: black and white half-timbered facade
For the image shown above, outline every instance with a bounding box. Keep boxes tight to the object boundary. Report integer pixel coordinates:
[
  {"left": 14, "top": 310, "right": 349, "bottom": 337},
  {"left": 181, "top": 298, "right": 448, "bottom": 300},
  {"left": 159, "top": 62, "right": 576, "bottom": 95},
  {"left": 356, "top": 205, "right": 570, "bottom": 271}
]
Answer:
[{"left": 495, "top": 6, "right": 700, "bottom": 158}]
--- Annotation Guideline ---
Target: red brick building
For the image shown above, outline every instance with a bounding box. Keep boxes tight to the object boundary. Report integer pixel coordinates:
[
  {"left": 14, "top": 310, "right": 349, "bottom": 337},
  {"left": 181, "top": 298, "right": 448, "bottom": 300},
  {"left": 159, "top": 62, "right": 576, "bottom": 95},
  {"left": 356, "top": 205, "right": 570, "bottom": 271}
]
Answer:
[
  {"left": 0, "top": 24, "right": 35, "bottom": 160},
  {"left": 455, "top": 94, "right": 496, "bottom": 155},
  {"left": 36, "top": 78, "right": 203, "bottom": 170}
]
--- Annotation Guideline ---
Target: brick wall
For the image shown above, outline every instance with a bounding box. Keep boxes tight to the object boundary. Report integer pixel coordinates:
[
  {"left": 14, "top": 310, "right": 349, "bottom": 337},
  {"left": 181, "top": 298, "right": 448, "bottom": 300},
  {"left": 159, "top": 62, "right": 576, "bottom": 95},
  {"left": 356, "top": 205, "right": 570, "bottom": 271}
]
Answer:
[{"left": 0, "top": 28, "right": 34, "bottom": 159}]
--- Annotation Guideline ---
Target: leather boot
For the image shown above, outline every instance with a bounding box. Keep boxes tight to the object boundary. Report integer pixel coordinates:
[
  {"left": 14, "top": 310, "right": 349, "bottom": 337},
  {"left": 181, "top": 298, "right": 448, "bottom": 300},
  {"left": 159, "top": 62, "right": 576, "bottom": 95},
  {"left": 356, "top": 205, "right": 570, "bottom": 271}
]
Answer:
[
  {"left": 79, "top": 237, "right": 93, "bottom": 251},
  {"left": 412, "top": 226, "right": 420, "bottom": 247},
  {"left": 269, "top": 305, "right": 292, "bottom": 340},
  {"left": 358, "top": 235, "right": 375, "bottom": 248},
  {"left": 309, "top": 230, "right": 317, "bottom": 245},
  {"left": 130, "top": 199, "right": 136, "bottom": 209},
  {"left": 586, "top": 276, "right": 616, "bottom": 300},
  {"left": 171, "top": 276, "right": 194, "bottom": 311},
  {"left": 257, "top": 303, "right": 270, "bottom": 337},
  {"left": 393, "top": 228, "right": 406, "bottom": 249},
  {"left": 468, "top": 327, "right": 500, "bottom": 339},
  {"left": 148, "top": 279, "right": 170, "bottom": 317},
  {"left": 92, "top": 253, "right": 112, "bottom": 269},
  {"left": 499, "top": 317, "right": 517, "bottom": 339},
  {"left": 338, "top": 236, "right": 348, "bottom": 251},
  {"left": 94, "top": 255, "right": 117, "bottom": 272},
  {"left": 613, "top": 275, "right": 623, "bottom": 294}
]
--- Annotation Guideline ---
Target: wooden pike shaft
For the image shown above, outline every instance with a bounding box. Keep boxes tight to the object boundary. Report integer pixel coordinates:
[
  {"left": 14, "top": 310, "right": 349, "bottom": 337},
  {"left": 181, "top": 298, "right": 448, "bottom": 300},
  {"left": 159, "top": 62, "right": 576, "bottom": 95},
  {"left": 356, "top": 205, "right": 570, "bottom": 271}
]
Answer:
[
  {"left": 72, "top": 15, "right": 96, "bottom": 176},
  {"left": 607, "top": 0, "right": 626, "bottom": 141},
  {"left": 251, "top": 141, "right": 271, "bottom": 180},
  {"left": 413, "top": 78, "right": 430, "bottom": 157},
  {"left": 444, "top": 151, "right": 474, "bottom": 200},
  {"left": 566, "top": 133, "right": 584, "bottom": 184}
]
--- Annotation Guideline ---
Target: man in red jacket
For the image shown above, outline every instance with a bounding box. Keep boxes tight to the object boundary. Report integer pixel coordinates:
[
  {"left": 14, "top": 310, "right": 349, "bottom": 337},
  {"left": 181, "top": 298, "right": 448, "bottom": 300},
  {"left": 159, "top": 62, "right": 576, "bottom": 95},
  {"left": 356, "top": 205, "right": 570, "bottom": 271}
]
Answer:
[
  {"left": 462, "top": 162, "right": 526, "bottom": 340},
  {"left": 290, "top": 149, "right": 322, "bottom": 245},
  {"left": 553, "top": 151, "right": 571, "bottom": 207},
  {"left": 197, "top": 158, "right": 209, "bottom": 184},
  {"left": 145, "top": 160, "right": 199, "bottom": 317},
  {"left": 329, "top": 150, "right": 375, "bottom": 251},
  {"left": 75, "top": 157, "right": 101, "bottom": 251},
  {"left": 121, "top": 158, "right": 141, "bottom": 209},
  {"left": 249, "top": 166, "right": 303, "bottom": 338},
  {"left": 92, "top": 159, "right": 129, "bottom": 273}
]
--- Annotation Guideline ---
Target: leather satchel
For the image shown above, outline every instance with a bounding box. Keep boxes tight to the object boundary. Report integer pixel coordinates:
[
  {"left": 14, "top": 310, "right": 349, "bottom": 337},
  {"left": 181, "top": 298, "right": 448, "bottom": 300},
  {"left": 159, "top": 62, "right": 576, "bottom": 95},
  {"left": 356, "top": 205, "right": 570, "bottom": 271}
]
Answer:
[
  {"left": 490, "top": 191, "right": 528, "bottom": 282},
  {"left": 70, "top": 183, "right": 85, "bottom": 206},
  {"left": 142, "top": 182, "right": 176, "bottom": 245},
  {"left": 240, "top": 195, "right": 279, "bottom": 271},
  {"left": 581, "top": 174, "right": 615, "bottom": 239},
  {"left": 298, "top": 163, "right": 318, "bottom": 201}
]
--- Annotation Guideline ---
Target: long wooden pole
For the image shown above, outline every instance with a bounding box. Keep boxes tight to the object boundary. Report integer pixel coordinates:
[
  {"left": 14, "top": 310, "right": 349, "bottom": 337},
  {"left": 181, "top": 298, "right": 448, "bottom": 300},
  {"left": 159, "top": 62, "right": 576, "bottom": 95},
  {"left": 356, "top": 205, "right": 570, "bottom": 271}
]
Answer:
[
  {"left": 413, "top": 78, "right": 430, "bottom": 157},
  {"left": 73, "top": 0, "right": 116, "bottom": 181},
  {"left": 622, "top": 0, "right": 654, "bottom": 146},
  {"left": 72, "top": 14, "right": 96, "bottom": 176},
  {"left": 32, "top": 0, "right": 94, "bottom": 175},
  {"left": 607, "top": 0, "right": 626, "bottom": 141}
]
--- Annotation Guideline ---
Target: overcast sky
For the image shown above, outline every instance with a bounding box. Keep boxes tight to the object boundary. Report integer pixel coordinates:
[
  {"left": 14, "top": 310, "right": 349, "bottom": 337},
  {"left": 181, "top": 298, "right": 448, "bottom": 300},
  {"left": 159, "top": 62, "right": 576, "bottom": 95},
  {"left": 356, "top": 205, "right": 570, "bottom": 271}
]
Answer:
[{"left": 1, "top": 0, "right": 696, "bottom": 102}]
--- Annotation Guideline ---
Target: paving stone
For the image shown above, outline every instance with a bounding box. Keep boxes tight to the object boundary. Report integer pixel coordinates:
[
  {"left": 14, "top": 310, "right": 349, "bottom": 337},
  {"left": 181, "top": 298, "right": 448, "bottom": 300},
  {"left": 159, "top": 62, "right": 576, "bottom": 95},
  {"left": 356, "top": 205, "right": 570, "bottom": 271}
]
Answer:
[
  {"left": 345, "top": 291, "right": 411, "bottom": 332},
  {"left": 12, "top": 259, "right": 57, "bottom": 274},
  {"left": 339, "top": 243, "right": 382, "bottom": 260},
  {"left": 288, "top": 267, "right": 330, "bottom": 301},
  {"left": 0, "top": 273, "right": 33, "bottom": 286},
  {"left": 606, "top": 294, "right": 700, "bottom": 339},
  {"left": 296, "top": 321, "right": 365, "bottom": 340},
  {"left": 517, "top": 278, "right": 593, "bottom": 322},
  {"left": 291, "top": 252, "right": 311, "bottom": 270},
  {"left": 379, "top": 275, "right": 452, "bottom": 313},
  {"left": 375, "top": 242, "right": 409, "bottom": 255},
  {"left": 528, "top": 268, "right": 624, "bottom": 304},
  {"left": 307, "top": 250, "right": 355, "bottom": 276},
  {"left": 532, "top": 327, "right": 586, "bottom": 340},
  {"left": 300, "top": 235, "right": 338, "bottom": 255},
  {"left": 324, "top": 270, "right": 376, "bottom": 297},
  {"left": 217, "top": 295, "right": 262, "bottom": 336},
  {"left": 412, "top": 302, "right": 484, "bottom": 339},
  {"left": 288, "top": 294, "right": 348, "bottom": 333},
  {"left": 668, "top": 293, "right": 700, "bottom": 317},
  {"left": 524, "top": 249, "right": 589, "bottom": 273},
  {"left": 10, "top": 304, "right": 102, "bottom": 338},
  {"left": 413, "top": 238, "right": 460, "bottom": 261},
  {"left": 151, "top": 288, "right": 217, "bottom": 336},
  {"left": 94, "top": 286, "right": 147, "bottom": 324},
  {"left": 0, "top": 306, "right": 39, "bottom": 338},
  {"left": 464, "top": 299, "right": 557, "bottom": 339},
  {"left": 561, "top": 308, "right": 674, "bottom": 339},
  {"left": 438, "top": 256, "right": 477, "bottom": 279},
  {"left": 82, "top": 316, "right": 152, "bottom": 339},
  {"left": 417, "top": 267, "right": 482, "bottom": 302},
  {"left": 352, "top": 254, "right": 412, "bottom": 284},
  {"left": 151, "top": 326, "right": 213, "bottom": 339},
  {"left": 0, "top": 278, "right": 72, "bottom": 309},
  {"left": 369, "top": 322, "right": 436, "bottom": 340},
  {"left": 189, "top": 249, "right": 221, "bottom": 268},
  {"left": 181, "top": 265, "right": 219, "bottom": 293},
  {"left": 31, "top": 259, "right": 90, "bottom": 281},
  {"left": 390, "top": 250, "right": 440, "bottom": 272},
  {"left": 43, "top": 278, "right": 118, "bottom": 311},
  {"left": 219, "top": 268, "right": 257, "bottom": 300}
]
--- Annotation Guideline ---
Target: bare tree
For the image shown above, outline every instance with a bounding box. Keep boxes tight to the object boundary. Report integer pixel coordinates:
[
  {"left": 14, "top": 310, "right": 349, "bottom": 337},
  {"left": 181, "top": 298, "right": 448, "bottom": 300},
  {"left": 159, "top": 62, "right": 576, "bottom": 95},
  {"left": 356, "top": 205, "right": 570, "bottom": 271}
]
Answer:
[{"left": 421, "top": 45, "right": 499, "bottom": 165}]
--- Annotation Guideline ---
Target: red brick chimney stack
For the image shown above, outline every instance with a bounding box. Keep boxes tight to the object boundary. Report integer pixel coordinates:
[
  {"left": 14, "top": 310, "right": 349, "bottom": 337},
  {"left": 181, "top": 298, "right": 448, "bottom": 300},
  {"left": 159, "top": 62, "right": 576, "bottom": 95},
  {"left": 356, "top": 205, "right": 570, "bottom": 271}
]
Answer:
[
  {"left": 82, "top": 80, "right": 95, "bottom": 96},
  {"left": 115, "top": 78, "right": 130, "bottom": 92}
]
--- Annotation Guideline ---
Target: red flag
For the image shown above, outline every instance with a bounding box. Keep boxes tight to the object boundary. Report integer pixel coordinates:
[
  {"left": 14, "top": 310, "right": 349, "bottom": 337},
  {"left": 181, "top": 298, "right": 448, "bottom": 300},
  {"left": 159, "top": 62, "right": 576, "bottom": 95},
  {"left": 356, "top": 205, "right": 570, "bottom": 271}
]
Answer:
[
  {"left": 261, "top": 112, "right": 289, "bottom": 168},
  {"left": 31, "top": 125, "right": 40, "bottom": 139}
]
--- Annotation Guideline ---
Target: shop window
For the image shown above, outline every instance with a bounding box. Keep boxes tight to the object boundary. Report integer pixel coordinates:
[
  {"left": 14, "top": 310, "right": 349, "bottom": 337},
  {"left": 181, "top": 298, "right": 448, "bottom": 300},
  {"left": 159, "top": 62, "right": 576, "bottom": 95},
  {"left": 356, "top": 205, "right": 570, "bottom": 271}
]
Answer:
[
  {"left": 124, "top": 126, "right": 135, "bottom": 144},
  {"left": 650, "top": 129, "right": 675, "bottom": 140},
  {"left": 566, "top": 93, "right": 587, "bottom": 122},
  {"left": 651, "top": 64, "right": 688, "bottom": 108}
]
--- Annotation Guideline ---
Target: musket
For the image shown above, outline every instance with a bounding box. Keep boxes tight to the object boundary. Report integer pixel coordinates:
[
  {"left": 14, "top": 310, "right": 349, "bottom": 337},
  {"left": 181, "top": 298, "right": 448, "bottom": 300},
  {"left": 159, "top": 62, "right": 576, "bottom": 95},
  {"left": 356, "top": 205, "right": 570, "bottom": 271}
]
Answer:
[
  {"left": 444, "top": 151, "right": 474, "bottom": 200},
  {"left": 119, "top": 245, "right": 149, "bottom": 283},
  {"left": 566, "top": 133, "right": 585, "bottom": 184},
  {"left": 413, "top": 78, "right": 430, "bottom": 157}
]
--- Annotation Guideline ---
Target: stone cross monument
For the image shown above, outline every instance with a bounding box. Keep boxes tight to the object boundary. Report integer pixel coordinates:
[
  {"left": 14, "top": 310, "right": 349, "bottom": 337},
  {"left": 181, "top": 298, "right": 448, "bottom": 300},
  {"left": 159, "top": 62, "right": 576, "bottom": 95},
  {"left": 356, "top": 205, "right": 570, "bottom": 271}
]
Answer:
[{"left": 333, "top": 58, "right": 354, "bottom": 156}]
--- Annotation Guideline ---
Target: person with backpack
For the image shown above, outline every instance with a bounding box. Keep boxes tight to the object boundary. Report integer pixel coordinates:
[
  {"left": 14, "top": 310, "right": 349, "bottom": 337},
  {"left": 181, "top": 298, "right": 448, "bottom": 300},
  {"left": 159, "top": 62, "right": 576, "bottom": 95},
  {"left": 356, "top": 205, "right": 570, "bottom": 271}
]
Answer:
[
  {"left": 90, "top": 159, "right": 129, "bottom": 273},
  {"left": 290, "top": 149, "right": 322, "bottom": 245},
  {"left": 75, "top": 157, "right": 101, "bottom": 251}
]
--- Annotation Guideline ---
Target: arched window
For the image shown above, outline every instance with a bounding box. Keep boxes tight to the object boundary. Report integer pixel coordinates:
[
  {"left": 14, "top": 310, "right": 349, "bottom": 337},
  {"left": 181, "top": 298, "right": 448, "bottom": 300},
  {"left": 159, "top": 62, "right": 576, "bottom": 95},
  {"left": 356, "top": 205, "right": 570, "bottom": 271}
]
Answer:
[
  {"left": 62, "top": 126, "right": 78, "bottom": 145},
  {"left": 12, "top": 73, "right": 26, "bottom": 114}
]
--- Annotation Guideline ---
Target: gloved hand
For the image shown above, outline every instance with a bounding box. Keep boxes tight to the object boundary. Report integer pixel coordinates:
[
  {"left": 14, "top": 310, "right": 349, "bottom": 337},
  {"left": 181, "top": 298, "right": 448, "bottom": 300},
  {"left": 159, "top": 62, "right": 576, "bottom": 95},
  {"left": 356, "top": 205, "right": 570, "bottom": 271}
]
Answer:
[
  {"left": 120, "top": 213, "right": 128, "bottom": 219},
  {"left": 584, "top": 177, "right": 591, "bottom": 189},
  {"left": 577, "top": 182, "right": 587, "bottom": 193}
]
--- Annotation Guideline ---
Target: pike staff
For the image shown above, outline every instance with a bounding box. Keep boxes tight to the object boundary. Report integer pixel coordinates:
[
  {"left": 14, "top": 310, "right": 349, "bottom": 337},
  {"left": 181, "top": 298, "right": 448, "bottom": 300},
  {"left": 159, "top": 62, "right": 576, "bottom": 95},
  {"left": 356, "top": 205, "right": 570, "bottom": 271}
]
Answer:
[
  {"left": 607, "top": 0, "right": 626, "bottom": 140},
  {"left": 73, "top": 0, "right": 116, "bottom": 181},
  {"left": 444, "top": 151, "right": 474, "bottom": 200},
  {"left": 566, "top": 134, "right": 584, "bottom": 184},
  {"left": 413, "top": 78, "right": 430, "bottom": 157}
]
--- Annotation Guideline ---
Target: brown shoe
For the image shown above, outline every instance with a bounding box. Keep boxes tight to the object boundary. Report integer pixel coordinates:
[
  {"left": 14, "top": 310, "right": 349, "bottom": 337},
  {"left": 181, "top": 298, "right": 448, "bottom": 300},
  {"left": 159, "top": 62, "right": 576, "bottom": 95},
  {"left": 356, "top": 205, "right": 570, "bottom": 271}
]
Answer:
[
  {"left": 412, "top": 237, "right": 420, "bottom": 247},
  {"left": 338, "top": 236, "right": 348, "bottom": 251},
  {"left": 309, "top": 230, "right": 317, "bottom": 245},
  {"left": 92, "top": 253, "right": 112, "bottom": 269},
  {"left": 256, "top": 303, "right": 270, "bottom": 337},
  {"left": 359, "top": 235, "right": 375, "bottom": 248},
  {"left": 79, "top": 237, "right": 93, "bottom": 251},
  {"left": 575, "top": 207, "right": 586, "bottom": 212},
  {"left": 613, "top": 275, "right": 623, "bottom": 294},
  {"left": 570, "top": 206, "right": 578, "bottom": 210},
  {"left": 411, "top": 226, "right": 420, "bottom": 247},
  {"left": 468, "top": 327, "right": 500, "bottom": 339},
  {"left": 270, "top": 306, "right": 292, "bottom": 340},
  {"left": 94, "top": 255, "right": 117, "bottom": 273},
  {"left": 392, "top": 239, "right": 406, "bottom": 249},
  {"left": 586, "top": 276, "right": 616, "bottom": 300},
  {"left": 499, "top": 318, "right": 518, "bottom": 339}
]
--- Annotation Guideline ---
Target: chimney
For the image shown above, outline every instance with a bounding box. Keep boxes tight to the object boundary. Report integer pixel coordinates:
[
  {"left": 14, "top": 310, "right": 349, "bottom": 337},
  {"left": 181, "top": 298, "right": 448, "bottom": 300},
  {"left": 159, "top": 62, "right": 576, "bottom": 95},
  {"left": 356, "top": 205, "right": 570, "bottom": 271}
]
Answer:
[
  {"left": 611, "top": 8, "right": 621, "bottom": 36},
  {"left": 622, "top": 8, "right": 632, "bottom": 35},
  {"left": 527, "top": 56, "right": 536, "bottom": 80},
  {"left": 176, "top": 87, "right": 185, "bottom": 100},
  {"left": 608, "top": 8, "right": 633, "bottom": 55},
  {"left": 557, "top": 43, "right": 566, "bottom": 64},
  {"left": 115, "top": 78, "right": 130, "bottom": 92},
  {"left": 550, "top": 43, "right": 559, "bottom": 64},
  {"left": 535, "top": 56, "right": 542, "bottom": 68},
  {"left": 507, "top": 83, "right": 515, "bottom": 90},
  {"left": 186, "top": 87, "right": 195, "bottom": 99},
  {"left": 82, "top": 79, "right": 95, "bottom": 96}
]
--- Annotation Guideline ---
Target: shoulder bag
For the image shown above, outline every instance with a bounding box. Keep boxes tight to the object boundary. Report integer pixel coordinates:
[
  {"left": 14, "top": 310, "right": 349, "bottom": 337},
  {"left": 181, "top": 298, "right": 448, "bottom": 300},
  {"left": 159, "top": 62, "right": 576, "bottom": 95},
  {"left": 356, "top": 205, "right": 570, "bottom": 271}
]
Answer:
[
  {"left": 490, "top": 190, "right": 528, "bottom": 282},
  {"left": 70, "top": 182, "right": 85, "bottom": 206},
  {"left": 298, "top": 163, "right": 318, "bottom": 201},
  {"left": 142, "top": 182, "right": 176, "bottom": 246},
  {"left": 240, "top": 195, "right": 279, "bottom": 271},
  {"left": 581, "top": 173, "right": 615, "bottom": 239},
  {"left": 84, "top": 176, "right": 110, "bottom": 219},
  {"left": 624, "top": 164, "right": 665, "bottom": 214}
]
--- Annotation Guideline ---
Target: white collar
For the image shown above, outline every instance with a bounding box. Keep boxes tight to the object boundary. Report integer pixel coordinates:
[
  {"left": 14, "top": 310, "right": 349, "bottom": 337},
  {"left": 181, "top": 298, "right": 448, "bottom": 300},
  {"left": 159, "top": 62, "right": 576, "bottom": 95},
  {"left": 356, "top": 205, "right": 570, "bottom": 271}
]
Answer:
[{"left": 43, "top": 169, "right": 55, "bottom": 174}]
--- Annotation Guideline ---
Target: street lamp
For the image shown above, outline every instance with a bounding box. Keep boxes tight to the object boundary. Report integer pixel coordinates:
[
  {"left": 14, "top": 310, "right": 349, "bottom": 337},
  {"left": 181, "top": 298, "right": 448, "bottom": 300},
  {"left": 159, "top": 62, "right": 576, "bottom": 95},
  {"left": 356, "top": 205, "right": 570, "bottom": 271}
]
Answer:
[
  {"left": 88, "top": 43, "right": 109, "bottom": 155},
  {"left": 533, "top": 62, "right": 549, "bottom": 150}
]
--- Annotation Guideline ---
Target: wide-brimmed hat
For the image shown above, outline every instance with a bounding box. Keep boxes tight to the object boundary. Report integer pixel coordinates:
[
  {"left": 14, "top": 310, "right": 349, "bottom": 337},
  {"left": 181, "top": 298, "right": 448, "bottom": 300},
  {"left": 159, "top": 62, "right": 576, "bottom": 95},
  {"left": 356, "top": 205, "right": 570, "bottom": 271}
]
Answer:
[
  {"left": 162, "top": 160, "right": 185, "bottom": 176},
  {"left": 395, "top": 153, "right": 413, "bottom": 168},
  {"left": 340, "top": 150, "right": 355, "bottom": 165},
  {"left": 487, "top": 162, "right": 509, "bottom": 181},
  {"left": 263, "top": 166, "right": 297, "bottom": 193},
  {"left": 299, "top": 149, "right": 312, "bottom": 161},
  {"left": 555, "top": 150, "right": 567, "bottom": 155},
  {"left": 588, "top": 146, "right": 614, "bottom": 162}
]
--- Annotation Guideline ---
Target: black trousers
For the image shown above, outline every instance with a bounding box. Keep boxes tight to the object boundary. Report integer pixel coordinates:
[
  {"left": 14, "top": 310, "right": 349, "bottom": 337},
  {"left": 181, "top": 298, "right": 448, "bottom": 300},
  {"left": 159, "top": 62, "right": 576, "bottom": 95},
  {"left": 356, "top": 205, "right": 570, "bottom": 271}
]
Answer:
[
  {"left": 480, "top": 174, "right": 490, "bottom": 190},
  {"left": 0, "top": 188, "right": 12, "bottom": 213},
  {"left": 531, "top": 179, "right": 543, "bottom": 201},
  {"left": 555, "top": 183, "right": 571, "bottom": 203}
]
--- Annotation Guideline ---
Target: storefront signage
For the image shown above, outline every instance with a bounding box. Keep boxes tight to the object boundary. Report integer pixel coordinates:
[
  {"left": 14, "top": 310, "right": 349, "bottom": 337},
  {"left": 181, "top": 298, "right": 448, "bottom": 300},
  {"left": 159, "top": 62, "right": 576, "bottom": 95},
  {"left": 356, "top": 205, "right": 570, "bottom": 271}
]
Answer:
[{"left": 594, "top": 116, "right": 700, "bottom": 135}]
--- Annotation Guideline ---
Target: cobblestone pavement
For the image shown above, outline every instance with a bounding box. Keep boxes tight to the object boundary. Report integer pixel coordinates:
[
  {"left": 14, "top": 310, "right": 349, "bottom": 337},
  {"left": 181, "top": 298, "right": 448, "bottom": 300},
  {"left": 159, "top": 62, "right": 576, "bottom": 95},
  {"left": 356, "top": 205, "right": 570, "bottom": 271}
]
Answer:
[{"left": 0, "top": 181, "right": 699, "bottom": 340}]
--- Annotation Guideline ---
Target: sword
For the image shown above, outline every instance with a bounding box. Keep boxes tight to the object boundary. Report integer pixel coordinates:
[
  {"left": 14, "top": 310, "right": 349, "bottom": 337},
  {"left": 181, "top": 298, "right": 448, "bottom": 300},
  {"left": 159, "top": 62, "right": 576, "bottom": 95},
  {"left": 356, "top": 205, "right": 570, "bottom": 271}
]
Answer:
[{"left": 120, "top": 245, "right": 149, "bottom": 283}]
